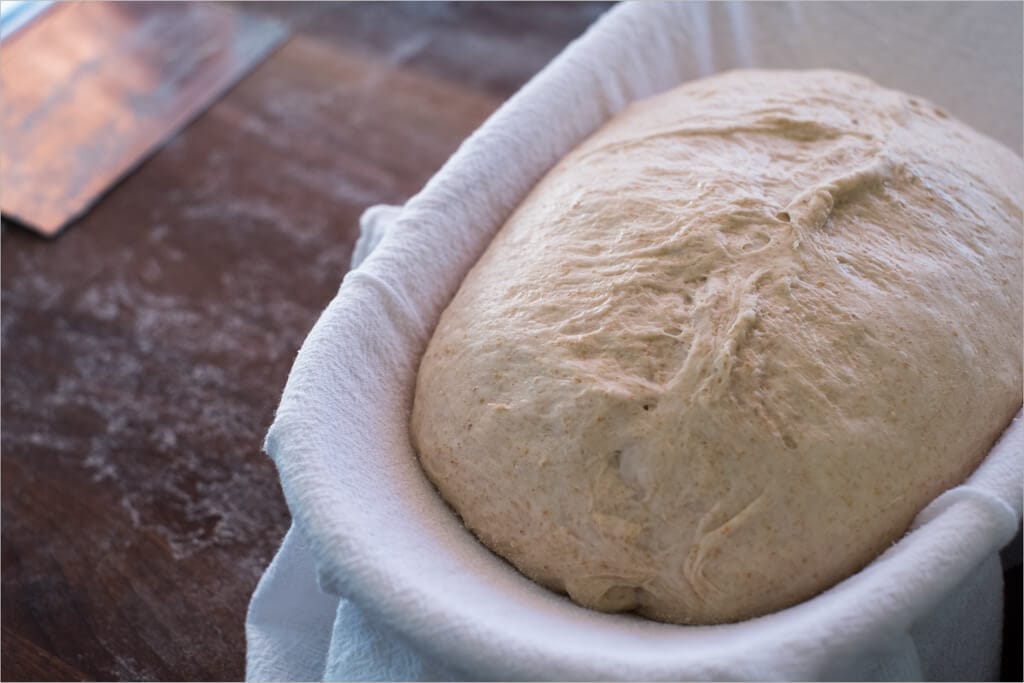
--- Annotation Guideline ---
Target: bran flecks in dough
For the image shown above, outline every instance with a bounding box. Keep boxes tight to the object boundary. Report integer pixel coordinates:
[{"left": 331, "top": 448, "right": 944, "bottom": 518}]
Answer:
[{"left": 411, "top": 70, "right": 1024, "bottom": 624}]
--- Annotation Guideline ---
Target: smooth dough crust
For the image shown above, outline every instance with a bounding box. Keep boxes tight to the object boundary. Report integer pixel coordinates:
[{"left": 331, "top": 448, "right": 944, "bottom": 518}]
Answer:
[{"left": 410, "top": 70, "right": 1024, "bottom": 624}]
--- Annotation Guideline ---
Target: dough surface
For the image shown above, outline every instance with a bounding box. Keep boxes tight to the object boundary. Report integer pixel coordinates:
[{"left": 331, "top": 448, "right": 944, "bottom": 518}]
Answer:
[{"left": 410, "top": 70, "right": 1024, "bottom": 624}]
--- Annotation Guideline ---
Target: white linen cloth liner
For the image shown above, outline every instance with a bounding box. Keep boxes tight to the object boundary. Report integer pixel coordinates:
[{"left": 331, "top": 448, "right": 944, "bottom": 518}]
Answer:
[{"left": 246, "top": 2, "right": 1024, "bottom": 680}]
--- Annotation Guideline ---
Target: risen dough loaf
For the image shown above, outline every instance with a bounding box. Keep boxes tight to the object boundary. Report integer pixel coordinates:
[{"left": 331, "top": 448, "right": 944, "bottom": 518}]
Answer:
[{"left": 411, "top": 70, "right": 1024, "bottom": 624}]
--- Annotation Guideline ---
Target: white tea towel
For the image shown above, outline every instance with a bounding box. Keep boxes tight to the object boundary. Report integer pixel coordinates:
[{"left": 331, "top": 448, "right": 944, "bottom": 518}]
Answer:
[{"left": 247, "top": 2, "right": 1024, "bottom": 680}]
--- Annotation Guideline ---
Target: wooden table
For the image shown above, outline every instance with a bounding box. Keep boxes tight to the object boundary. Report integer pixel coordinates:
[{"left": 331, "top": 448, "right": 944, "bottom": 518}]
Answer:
[{"left": 0, "top": 4, "right": 608, "bottom": 679}]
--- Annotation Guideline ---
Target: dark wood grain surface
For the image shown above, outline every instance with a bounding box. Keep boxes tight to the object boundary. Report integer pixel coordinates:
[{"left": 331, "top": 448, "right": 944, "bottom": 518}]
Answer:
[{"left": 1, "top": 4, "right": 608, "bottom": 680}]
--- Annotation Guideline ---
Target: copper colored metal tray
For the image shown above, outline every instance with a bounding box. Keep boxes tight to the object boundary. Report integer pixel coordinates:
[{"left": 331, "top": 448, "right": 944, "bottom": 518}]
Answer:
[{"left": 0, "top": 2, "right": 286, "bottom": 236}]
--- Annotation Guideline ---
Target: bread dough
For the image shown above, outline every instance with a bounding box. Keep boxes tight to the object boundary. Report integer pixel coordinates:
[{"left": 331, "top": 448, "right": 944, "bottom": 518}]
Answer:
[{"left": 410, "top": 70, "right": 1023, "bottom": 624}]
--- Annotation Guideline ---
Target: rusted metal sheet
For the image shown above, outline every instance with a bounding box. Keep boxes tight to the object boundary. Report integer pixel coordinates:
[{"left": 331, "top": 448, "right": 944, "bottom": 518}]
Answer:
[{"left": 0, "top": 2, "right": 287, "bottom": 236}]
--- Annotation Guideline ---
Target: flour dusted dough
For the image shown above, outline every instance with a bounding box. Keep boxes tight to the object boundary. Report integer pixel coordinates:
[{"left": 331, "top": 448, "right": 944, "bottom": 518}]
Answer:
[{"left": 410, "top": 70, "right": 1024, "bottom": 624}]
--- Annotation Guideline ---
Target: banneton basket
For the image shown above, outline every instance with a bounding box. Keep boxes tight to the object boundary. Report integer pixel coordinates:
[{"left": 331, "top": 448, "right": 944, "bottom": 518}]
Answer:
[{"left": 255, "top": 3, "right": 1023, "bottom": 680}]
